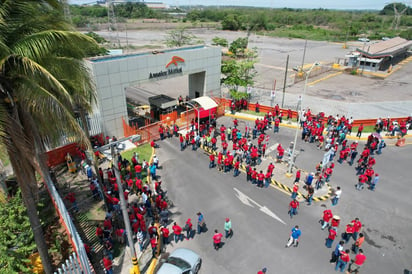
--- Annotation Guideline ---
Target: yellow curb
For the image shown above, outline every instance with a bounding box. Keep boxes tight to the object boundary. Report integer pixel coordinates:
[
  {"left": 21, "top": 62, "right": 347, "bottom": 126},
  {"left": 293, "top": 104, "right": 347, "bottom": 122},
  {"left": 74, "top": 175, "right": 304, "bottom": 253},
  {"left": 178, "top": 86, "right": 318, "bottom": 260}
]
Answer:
[{"left": 146, "top": 258, "right": 158, "bottom": 274}]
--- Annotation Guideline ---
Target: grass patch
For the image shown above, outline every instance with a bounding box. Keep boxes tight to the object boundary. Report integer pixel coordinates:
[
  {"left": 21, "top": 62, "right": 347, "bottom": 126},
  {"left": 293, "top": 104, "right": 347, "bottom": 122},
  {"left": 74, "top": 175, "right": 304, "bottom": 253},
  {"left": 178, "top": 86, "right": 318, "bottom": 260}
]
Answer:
[
  {"left": 121, "top": 143, "right": 152, "bottom": 163},
  {"left": 352, "top": 125, "right": 376, "bottom": 133}
]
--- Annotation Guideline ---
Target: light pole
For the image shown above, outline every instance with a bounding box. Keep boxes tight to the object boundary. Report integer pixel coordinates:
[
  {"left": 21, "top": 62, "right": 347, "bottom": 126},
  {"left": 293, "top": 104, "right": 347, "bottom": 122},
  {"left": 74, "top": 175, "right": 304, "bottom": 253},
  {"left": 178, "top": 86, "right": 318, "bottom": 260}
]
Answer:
[
  {"left": 185, "top": 102, "right": 200, "bottom": 136},
  {"left": 286, "top": 61, "right": 320, "bottom": 175}
]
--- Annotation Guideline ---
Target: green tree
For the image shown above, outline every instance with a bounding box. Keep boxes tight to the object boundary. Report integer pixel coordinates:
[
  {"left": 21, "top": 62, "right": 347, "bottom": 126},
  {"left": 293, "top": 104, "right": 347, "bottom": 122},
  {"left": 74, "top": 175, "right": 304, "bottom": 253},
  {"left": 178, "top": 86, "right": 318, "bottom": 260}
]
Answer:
[
  {"left": 0, "top": 191, "right": 36, "bottom": 273},
  {"left": 0, "top": 1, "right": 98, "bottom": 272},
  {"left": 221, "top": 14, "right": 242, "bottom": 31},
  {"left": 221, "top": 48, "right": 258, "bottom": 91},
  {"left": 229, "top": 37, "right": 249, "bottom": 56},
  {"left": 165, "top": 27, "right": 196, "bottom": 47}
]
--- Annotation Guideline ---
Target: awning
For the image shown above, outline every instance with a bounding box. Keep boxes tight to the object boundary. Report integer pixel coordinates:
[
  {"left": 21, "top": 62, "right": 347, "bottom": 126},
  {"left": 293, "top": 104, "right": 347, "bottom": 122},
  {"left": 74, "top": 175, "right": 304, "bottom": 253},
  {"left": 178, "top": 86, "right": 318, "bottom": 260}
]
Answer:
[{"left": 190, "top": 96, "right": 218, "bottom": 111}]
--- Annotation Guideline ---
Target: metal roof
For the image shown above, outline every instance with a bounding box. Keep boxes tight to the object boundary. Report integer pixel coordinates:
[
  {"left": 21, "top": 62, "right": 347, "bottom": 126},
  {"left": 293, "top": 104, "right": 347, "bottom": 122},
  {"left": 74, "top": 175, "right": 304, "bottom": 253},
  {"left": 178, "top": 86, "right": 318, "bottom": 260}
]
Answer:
[
  {"left": 356, "top": 37, "right": 412, "bottom": 59},
  {"left": 190, "top": 96, "right": 218, "bottom": 111}
]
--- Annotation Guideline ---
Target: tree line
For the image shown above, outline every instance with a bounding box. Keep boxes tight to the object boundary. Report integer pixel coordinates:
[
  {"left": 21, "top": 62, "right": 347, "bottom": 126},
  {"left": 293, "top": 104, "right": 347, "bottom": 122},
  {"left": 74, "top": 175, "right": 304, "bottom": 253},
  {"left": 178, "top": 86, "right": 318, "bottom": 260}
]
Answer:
[{"left": 70, "top": 3, "right": 412, "bottom": 40}]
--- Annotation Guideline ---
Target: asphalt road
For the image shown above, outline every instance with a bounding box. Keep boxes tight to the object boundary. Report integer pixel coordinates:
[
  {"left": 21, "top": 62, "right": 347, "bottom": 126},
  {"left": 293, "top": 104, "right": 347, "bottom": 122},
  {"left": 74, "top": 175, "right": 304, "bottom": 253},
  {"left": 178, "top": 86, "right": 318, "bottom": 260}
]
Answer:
[{"left": 153, "top": 119, "right": 412, "bottom": 274}]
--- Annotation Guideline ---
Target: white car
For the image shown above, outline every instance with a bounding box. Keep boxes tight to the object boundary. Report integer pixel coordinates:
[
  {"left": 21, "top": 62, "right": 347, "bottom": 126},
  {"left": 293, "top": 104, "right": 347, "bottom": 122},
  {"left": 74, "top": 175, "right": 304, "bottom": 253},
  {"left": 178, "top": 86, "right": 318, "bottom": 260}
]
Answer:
[
  {"left": 358, "top": 37, "right": 370, "bottom": 42},
  {"left": 157, "top": 248, "right": 202, "bottom": 274}
]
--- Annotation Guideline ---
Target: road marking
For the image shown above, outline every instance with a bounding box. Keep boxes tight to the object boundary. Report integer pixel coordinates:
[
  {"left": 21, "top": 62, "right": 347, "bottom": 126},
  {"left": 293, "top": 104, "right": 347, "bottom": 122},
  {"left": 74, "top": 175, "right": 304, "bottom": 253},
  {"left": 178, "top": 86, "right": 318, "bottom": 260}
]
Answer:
[
  {"left": 234, "top": 187, "right": 286, "bottom": 224},
  {"left": 265, "top": 143, "right": 278, "bottom": 155}
]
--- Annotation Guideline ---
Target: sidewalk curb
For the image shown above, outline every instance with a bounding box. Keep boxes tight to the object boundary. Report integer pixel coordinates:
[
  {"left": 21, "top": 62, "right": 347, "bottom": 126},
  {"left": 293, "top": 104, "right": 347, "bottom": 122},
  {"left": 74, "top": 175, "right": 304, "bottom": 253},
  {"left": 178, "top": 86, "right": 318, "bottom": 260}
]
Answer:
[{"left": 200, "top": 145, "right": 332, "bottom": 202}]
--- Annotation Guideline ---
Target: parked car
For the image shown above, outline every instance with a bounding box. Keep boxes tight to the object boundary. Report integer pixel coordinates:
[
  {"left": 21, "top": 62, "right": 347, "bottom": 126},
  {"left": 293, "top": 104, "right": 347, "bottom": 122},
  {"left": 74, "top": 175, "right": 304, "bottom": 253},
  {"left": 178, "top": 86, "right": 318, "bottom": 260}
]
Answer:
[
  {"left": 157, "top": 248, "right": 202, "bottom": 274},
  {"left": 358, "top": 37, "right": 370, "bottom": 42}
]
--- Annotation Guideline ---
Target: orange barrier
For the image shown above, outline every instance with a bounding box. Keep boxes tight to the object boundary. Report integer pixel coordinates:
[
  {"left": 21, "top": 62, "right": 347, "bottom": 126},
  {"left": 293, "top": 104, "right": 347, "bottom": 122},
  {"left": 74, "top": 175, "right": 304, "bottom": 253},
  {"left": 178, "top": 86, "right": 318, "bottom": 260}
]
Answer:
[
  {"left": 213, "top": 97, "right": 409, "bottom": 128},
  {"left": 396, "top": 138, "right": 406, "bottom": 147}
]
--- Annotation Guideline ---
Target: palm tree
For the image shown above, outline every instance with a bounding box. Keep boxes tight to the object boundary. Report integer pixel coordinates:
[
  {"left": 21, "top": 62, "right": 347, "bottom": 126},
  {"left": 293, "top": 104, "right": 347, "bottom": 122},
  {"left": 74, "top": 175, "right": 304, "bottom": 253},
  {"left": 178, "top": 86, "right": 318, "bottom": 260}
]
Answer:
[{"left": 0, "top": 1, "right": 98, "bottom": 272}]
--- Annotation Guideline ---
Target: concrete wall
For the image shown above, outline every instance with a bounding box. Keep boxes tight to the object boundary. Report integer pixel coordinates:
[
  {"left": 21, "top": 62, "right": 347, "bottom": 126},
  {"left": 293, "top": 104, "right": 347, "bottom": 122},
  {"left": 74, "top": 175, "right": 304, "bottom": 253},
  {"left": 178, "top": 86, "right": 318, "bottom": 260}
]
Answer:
[{"left": 87, "top": 45, "right": 221, "bottom": 137}]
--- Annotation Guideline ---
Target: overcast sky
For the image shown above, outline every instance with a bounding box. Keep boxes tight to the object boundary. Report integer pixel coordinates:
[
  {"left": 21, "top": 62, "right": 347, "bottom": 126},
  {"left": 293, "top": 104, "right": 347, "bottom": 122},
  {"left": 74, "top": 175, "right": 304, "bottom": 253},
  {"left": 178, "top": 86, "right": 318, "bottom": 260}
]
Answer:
[{"left": 69, "top": 0, "right": 396, "bottom": 10}]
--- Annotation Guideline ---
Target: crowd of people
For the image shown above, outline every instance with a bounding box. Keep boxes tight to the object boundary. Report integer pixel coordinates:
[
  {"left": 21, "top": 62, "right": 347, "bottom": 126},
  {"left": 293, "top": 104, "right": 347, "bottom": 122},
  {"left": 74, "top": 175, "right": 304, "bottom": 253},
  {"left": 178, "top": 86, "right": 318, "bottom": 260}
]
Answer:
[
  {"left": 168, "top": 103, "right": 393, "bottom": 273},
  {"left": 76, "top": 100, "right": 408, "bottom": 274}
]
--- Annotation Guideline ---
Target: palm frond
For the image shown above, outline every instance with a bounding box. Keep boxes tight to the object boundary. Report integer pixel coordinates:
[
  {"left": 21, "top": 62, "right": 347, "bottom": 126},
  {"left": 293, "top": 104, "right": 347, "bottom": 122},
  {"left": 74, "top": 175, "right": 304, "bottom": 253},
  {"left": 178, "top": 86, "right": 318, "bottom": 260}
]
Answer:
[{"left": 13, "top": 31, "right": 97, "bottom": 63}]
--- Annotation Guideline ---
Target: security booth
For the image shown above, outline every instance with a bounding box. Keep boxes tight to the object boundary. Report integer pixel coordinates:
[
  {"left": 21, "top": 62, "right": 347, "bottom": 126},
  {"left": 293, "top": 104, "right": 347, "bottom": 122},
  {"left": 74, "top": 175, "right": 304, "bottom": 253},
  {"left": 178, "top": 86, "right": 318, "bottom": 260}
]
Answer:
[
  {"left": 148, "top": 94, "right": 177, "bottom": 121},
  {"left": 187, "top": 96, "right": 218, "bottom": 121}
]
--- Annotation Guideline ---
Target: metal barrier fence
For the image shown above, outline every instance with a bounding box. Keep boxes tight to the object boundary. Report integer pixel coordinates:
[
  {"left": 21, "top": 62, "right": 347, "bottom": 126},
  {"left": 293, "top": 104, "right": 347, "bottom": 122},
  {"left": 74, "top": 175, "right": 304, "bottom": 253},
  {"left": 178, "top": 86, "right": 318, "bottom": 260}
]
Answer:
[
  {"left": 54, "top": 252, "right": 82, "bottom": 274},
  {"left": 44, "top": 175, "right": 93, "bottom": 274}
]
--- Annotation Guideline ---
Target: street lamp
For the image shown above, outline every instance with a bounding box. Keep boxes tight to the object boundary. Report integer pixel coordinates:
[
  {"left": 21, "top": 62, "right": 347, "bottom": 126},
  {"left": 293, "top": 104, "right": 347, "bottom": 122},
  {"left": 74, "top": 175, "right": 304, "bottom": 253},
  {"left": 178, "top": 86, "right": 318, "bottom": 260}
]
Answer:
[
  {"left": 185, "top": 101, "right": 200, "bottom": 136},
  {"left": 286, "top": 61, "right": 320, "bottom": 175}
]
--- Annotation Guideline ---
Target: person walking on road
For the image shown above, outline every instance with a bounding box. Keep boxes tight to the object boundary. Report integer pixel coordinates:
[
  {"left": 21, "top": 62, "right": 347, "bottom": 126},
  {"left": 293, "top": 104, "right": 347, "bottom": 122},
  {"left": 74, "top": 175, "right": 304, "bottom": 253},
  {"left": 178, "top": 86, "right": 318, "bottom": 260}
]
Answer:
[
  {"left": 369, "top": 173, "right": 379, "bottom": 191},
  {"left": 197, "top": 212, "right": 206, "bottom": 234},
  {"left": 224, "top": 218, "right": 233, "bottom": 239},
  {"left": 352, "top": 233, "right": 364, "bottom": 254},
  {"left": 291, "top": 182, "right": 299, "bottom": 199},
  {"left": 335, "top": 249, "right": 351, "bottom": 272},
  {"left": 285, "top": 225, "right": 301, "bottom": 248},
  {"left": 185, "top": 218, "right": 193, "bottom": 240},
  {"left": 332, "top": 186, "right": 342, "bottom": 206},
  {"left": 289, "top": 199, "right": 299, "bottom": 218},
  {"left": 326, "top": 227, "right": 337, "bottom": 248},
  {"left": 342, "top": 223, "right": 355, "bottom": 243},
  {"left": 330, "top": 240, "right": 344, "bottom": 263},
  {"left": 351, "top": 218, "right": 362, "bottom": 240},
  {"left": 321, "top": 209, "right": 333, "bottom": 230},
  {"left": 257, "top": 267, "right": 267, "bottom": 274},
  {"left": 213, "top": 229, "right": 223, "bottom": 250},
  {"left": 347, "top": 249, "right": 366, "bottom": 273},
  {"left": 172, "top": 222, "right": 183, "bottom": 243}
]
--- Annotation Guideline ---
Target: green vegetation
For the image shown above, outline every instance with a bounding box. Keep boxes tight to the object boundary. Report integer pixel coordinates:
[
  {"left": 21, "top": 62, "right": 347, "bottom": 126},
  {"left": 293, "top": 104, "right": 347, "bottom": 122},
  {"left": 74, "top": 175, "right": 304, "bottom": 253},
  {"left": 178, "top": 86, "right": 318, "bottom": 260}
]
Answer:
[
  {"left": 71, "top": 2, "right": 411, "bottom": 41},
  {"left": 0, "top": 0, "right": 99, "bottom": 271},
  {"left": 0, "top": 191, "right": 36, "bottom": 273},
  {"left": 121, "top": 143, "right": 152, "bottom": 164}
]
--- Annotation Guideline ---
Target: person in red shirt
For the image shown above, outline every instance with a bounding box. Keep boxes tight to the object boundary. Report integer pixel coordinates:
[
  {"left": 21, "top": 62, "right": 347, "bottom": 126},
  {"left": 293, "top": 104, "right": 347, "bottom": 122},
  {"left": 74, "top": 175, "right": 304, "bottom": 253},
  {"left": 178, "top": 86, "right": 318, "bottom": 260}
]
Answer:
[
  {"left": 325, "top": 227, "right": 337, "bottom": 248},
  {"left": 213, "top": 229, "right": 223, "bottom": 250},
  {"left": 233, "top": 160, "right": 240, "bottom": 177},
  {"left": 161, "top": 226, "right": 170, "bottom": 246},
  {"left": 255, "top": 102, "right": 260, "bottom": 113},
  {"left": 185, "top": 218, "right": 193, "bottom": 240},
  {"left": 330, "top": 215, "right": 341, "bottom": 231},
  {"left": 96, "top": 225, "right": 104, "bottom": 244},
  {"left": 343, "top": 223, "right": 355, "bottom": 243},
  {"left": 348, "top": 249, "right": 366, "bottom": 273},
  {"left": 267, "top": 163, "right": 275, "bottom": 175},
  {"left": 172, "top": 222, "right": 183, "bottom": 243},
  {"left": 103, "top": 255, "right": 113, "bottom": 274},
  {"left": 351, "top": 218, "right": 362, "bottom": 240},
  {"left": 289, "top": 199, "right": 299, "bottom": 218},
  {"left": 64, "top": 192, "right": 79, "bottom": 212},
  {"left": 257, "top": 267, "right": 267, "bottom": 274},
  {"left": 335, "top": 249, "right": 351, "bottom": 272},
  {"left": 251, "top": 168, "right": 258, "bottom": 185},
  {"left": 104, "top": 216, "right": 112, "bottom": 231},
  {"left": 209, "top": 154, "right": 215, "bottom": 168},
  {"left": 321, "top": 209, "right": 333, "bottom": 230},
  {"left": 257, "top": 170, "right": 265, "bottom": 188},
  {"left": 291, "top": 182, "right": 299, "bottom": 199},
  {"left": 294, "top": 169, "right": 301, "bottom": 183},
  {"left": 134, "top": 163, "right": 142, "bottom": 179},
  {"left": 150, "top": 235, "right": 158, "bottom": 257}
]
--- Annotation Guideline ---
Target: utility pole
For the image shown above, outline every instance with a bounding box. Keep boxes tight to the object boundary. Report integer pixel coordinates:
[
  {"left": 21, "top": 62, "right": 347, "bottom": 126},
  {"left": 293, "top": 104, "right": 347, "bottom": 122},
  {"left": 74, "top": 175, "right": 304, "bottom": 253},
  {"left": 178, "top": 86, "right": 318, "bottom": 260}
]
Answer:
[
  {"left": 282, "top": 54, "right": 289, "bottom": 108},
  {"left": 113, "top": 153, "right": 137, "bottom": 263},
  {"left": 300, "top": 40, "right": 307, "bottom": 74}
]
